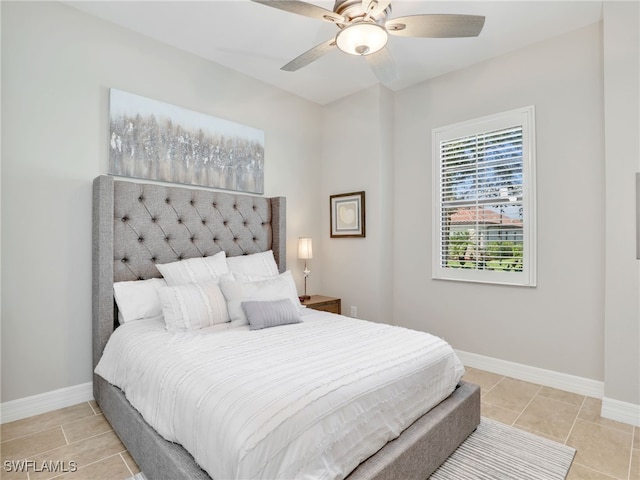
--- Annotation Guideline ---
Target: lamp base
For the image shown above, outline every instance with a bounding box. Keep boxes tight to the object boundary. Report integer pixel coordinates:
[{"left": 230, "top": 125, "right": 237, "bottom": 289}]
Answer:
[{"left": 299, "top": 295, "right": 311, "bottom": 302}]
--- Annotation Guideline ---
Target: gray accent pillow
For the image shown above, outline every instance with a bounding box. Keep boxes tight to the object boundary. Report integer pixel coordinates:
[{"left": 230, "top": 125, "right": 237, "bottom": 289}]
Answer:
[{"left": 241, "top": 299, "right": 302, "bottom": 330}]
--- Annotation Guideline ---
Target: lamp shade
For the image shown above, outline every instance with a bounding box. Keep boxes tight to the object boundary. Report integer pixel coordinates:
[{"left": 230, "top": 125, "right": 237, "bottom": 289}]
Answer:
[
  {"left": 298, "top": 237, "right": 313, "bottom": 260},
  {"left": 336, "top": 22, "right": 388, "bottom": 56}
]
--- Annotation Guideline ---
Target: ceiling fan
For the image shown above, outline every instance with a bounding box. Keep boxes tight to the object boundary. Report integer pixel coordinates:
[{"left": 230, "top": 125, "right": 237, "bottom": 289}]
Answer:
[{"left": 251, "top": 0, "right": 485, "bottom": 83}]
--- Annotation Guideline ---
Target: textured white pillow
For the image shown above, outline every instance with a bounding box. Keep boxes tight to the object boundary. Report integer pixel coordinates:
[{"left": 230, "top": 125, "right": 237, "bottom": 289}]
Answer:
[
  {"left": 113, "top": 277, "right": 167, "bottom": 324},
  {"left": 219, "top": 271, "right": 301, "bottom": 327},
  {"left": 226, "top": 250, "right": 279, "bottom": 277},
  {"left": 158, "top": 281, "right": 229, "bottom": 332},
  {"left": 157, "top": 251, "right": 229, "bottom": 286}
]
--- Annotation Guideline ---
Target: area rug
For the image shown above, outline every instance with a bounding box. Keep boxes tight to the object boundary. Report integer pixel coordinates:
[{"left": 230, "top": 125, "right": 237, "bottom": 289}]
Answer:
[
  {"left": 429, "top": 417, "right": 576, "bottom": 479},
  {"left": 127, "top": 417, "right": 576, "bottom": 480}
]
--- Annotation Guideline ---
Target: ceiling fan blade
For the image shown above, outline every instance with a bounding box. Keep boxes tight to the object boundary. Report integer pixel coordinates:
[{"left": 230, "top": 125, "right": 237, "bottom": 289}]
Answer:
[
  {"left": 281, "top": 37, "right": 336, "bottom": 72},
  {"left": 386, "top": 14, "right": 485, "bottom": 38},
  {"left": 366, "top": 47, "right": 397, "bottom": 84},
  {"left": 251, "top": 0, "right": 345, "bottom": 24},
  {"left": 362, "top": 0, "right": 392, "bottom": 17}
]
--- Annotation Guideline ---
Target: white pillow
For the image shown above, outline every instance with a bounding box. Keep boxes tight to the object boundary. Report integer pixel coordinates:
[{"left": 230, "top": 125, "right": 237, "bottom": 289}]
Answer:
[
  {"left": 226, "top": 250, "right": 279, "bottom": 277},
  {"left": 219, "top": 271, "right": 301, "bottom": 327},
  {"left": 158, "top": 281, "right": 229, "bottom": 332},
  {"left": 156, "top": 251, "right": 229, "bottom": 286},
  {"left": 113, "top": 277, "right": 167, "bottom": 324}
]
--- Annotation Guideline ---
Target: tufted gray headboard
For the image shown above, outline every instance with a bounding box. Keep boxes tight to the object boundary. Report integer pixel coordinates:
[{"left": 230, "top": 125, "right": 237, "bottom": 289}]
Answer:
[{"left": 92, "top": 175, "right": 285, "bottom": 400}]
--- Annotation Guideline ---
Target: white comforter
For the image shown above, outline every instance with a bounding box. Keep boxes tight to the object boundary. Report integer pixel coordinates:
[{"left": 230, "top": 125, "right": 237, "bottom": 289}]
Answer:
[{"left": 95, "top": 309, "right": 464, "bottom": 480}]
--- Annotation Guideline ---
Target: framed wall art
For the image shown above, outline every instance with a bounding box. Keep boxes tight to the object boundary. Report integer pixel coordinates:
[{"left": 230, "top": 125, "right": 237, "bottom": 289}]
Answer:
[
  {"left": 109, "top": 89, "right": 264, "bottom": 194},
  {"left": 330, "top": 191, "right": 366, "bottom": 238}
]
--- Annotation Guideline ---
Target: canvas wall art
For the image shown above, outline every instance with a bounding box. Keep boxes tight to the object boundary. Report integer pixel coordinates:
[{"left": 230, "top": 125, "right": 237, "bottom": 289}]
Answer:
[{"left": 109, "top": 89, "right": 265, "bottom": 194}]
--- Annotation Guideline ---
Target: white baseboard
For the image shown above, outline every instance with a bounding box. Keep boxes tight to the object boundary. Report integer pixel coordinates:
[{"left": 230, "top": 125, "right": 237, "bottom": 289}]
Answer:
[
  {"left": 455, "top": 349, "right": 605, "bottom": 399},
  {"left": 602, "top": 396, "right": 640, "bottom": 427},
  {"left": 0, "top": 382, "right": 93, "bottom": 424}
]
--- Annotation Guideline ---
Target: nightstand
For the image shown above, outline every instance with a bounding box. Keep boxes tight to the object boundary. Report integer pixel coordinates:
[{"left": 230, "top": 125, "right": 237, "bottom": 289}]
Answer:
[{"left": 301, "top": 295, "right": 341, "bottom": 315}]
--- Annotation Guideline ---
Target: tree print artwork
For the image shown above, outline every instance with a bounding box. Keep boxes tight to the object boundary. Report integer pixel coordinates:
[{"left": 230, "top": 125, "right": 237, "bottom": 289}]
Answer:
[{"left": 109, "top": 89, "right": 264, "bottom": 194}]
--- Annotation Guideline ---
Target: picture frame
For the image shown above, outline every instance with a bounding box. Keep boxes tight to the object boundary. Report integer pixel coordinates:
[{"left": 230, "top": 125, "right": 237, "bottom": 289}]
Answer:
[{"left": 330, "top": 191, "right": 366, "bottom": 238}]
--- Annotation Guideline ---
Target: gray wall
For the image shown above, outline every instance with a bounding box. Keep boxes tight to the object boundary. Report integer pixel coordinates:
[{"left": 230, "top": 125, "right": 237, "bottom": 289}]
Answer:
[
  {"left": 393, "top": 22, "right": 605, "bottom": 382},
  {"left": 1, "top": 1, "right": 322, "bottom": 403},
  {"left": 391, "top": 10, "right": 640, "bottom": 409},
  {"left": 319, "top": 85, "right": 395, "bottom": 323},
  {"left": 602, "top": 2, "right": 640, "bottom": 405}
]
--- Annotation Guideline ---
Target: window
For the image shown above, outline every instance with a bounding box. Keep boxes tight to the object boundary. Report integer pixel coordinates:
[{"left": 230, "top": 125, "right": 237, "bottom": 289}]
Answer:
[{"left": 432, "top": 106, "right": 536, "bottom": 286}]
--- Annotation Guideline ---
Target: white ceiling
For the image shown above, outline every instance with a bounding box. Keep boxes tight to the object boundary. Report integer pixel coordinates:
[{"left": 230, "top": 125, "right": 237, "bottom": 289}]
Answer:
[{"left": 65, "top": 1, "right": 603, "bottom": 105}]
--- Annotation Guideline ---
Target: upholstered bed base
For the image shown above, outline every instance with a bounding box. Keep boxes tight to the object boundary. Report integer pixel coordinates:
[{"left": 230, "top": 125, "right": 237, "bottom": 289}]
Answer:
[
  {"left": 92, "top": 175, "right": 480, "bottom": 480},
  {"left": 98, "top": 376, "right": 479, "bottom": 480}
]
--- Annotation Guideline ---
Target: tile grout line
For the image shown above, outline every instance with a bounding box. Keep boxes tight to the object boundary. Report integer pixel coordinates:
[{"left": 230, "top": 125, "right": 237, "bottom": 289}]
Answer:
[
  {"left": 60, "top": 425, "right": 70, "bottom": 446},
  {"left": 120, "top": 451, "right": 135, "bottom": 477},
  {"left": 14, "top": 429, "right": 117, "bottom": 468},
  {"left": 45, "top": 451, "right": 129, "bottom": 480},
  {"left": 536, "top": 390, "right": 588, "bottom": 409},
  {"left": 511, "top": 384, "right": 543, "bottom": 427},
  {"left": 1, "top": 424, "right": 67, "bottom": 446},
  {"left": 572, "top": 460, "right": 626, "bottom": 480},
  {"left": 480, "top": 375, "right": 505, "bottom": 398},
  {"left": 627, "top": 427, "right": 635, "bottom": 480},
  {"left": 1, "top": 414, "right": 97, "bottom": 445},
  {"left": 567, "top": 397, "right": 634, "bottom": 480},
  {"left": 564, "top": 395, "right": 586, "bottom": 446}
]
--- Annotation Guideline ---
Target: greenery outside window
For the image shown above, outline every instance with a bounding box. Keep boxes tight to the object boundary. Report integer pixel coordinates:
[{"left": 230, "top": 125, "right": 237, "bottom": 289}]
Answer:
[{"left": 432, "top": 106, "right": 537, "bottom": 286}]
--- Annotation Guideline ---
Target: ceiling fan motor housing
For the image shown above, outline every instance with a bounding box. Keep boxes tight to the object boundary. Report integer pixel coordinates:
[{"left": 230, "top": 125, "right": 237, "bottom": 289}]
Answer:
[{"left": 334, "top": 0, "right": 391, "bottom": 24}]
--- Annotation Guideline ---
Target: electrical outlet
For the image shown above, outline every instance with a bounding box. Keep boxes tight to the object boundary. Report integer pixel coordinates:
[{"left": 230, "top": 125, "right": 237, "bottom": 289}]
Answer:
[{"left": 350, "top": 306, "right": 357, "bottom": 318}]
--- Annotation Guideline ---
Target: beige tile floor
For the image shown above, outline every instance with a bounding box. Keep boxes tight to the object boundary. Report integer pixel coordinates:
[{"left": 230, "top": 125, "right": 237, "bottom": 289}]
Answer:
[
  {"left": 1, "top": 368, "right": 638, "bottom": 480},
  {"left": 463, "top": 367, "right": 639, "bottom": 480}
]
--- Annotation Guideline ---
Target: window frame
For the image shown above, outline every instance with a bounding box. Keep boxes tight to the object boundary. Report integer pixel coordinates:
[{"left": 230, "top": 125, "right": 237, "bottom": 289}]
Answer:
[{"left": 432, "top": 106, "right": 537, "bottom": 287}]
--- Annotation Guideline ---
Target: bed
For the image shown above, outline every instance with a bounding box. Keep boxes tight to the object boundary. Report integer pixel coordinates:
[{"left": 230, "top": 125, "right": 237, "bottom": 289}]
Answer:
[{"left": 92, "top": 174, "right": 480, "bottom": 480}]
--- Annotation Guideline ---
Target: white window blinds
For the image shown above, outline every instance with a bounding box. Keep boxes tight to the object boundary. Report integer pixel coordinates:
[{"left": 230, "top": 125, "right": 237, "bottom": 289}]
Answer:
[{"left": 432, "top": 107, "right": 536, "bottom": 286}]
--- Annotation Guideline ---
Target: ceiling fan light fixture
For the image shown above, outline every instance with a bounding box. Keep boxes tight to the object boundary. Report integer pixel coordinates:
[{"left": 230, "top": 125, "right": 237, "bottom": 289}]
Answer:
[{"left": 336, "top": 22, "right": 388, "bottom": 56}]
